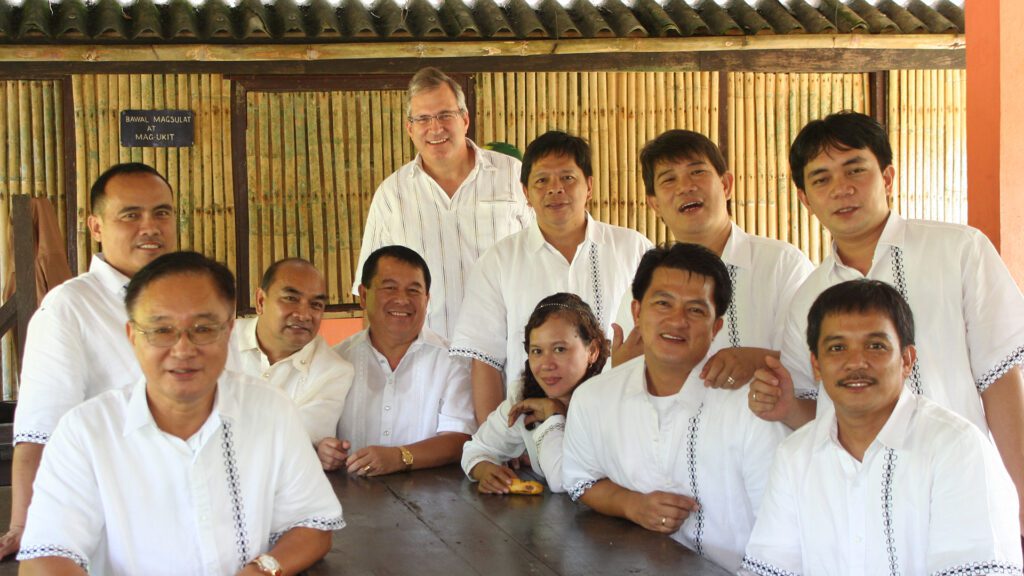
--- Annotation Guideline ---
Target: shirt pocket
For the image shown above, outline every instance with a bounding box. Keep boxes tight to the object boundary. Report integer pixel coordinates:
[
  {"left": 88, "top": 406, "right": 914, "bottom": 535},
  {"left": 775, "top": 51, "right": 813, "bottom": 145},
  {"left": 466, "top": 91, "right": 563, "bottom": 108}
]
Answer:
[{"left": 471, "top": 199, "right": 523, "bottom": 255}]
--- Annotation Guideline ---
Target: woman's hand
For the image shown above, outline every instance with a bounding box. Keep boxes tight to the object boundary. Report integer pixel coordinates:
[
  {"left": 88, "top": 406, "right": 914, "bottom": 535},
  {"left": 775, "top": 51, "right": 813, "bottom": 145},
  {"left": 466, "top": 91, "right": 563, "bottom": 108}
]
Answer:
[
  {"left": 471, "top": 461, "right": 520, "bottom": 494},
  {"left": 507, "top": 398, "right": 567, "bottom": 427}
]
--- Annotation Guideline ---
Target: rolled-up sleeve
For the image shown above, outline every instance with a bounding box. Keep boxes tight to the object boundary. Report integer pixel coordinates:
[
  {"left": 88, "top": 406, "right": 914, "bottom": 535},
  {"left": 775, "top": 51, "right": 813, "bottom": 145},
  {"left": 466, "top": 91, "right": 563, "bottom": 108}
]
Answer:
[
  {"left": 436, "top": 355, "right": 476, "bottom": 436},
  {"left": 449, "top": 249, "right": 508, "bottom": 372}
]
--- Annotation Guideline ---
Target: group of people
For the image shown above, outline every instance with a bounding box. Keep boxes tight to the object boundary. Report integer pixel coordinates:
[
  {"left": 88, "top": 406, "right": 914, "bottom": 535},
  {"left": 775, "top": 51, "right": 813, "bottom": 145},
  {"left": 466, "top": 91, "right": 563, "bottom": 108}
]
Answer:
[{"left": 2, "top": 65, "right": 1022, "bottom": 575}]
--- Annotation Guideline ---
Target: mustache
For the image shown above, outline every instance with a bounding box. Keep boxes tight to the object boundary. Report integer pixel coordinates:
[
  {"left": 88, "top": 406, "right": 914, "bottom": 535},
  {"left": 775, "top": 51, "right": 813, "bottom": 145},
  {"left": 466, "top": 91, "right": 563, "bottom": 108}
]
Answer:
[{"left": 837, "top": 372, "right": 876, "bottom": 387}]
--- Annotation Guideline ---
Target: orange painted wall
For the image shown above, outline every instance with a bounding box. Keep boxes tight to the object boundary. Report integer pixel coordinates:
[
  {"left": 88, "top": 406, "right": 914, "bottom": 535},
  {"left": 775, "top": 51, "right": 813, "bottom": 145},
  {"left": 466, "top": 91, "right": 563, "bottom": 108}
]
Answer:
[
  {"left": 967, "top": 0, "right": 1024, "bottom": 286},
  {"left": 319, "top": 317, "right": 363, "bottom": 347}
]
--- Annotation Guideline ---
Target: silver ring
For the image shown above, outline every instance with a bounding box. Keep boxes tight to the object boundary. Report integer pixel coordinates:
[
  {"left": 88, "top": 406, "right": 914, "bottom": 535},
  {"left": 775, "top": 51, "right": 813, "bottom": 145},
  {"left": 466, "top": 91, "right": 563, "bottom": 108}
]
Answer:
[
  {"left": 726, "top": 376, "right": 736, "bottom": 386},
  {"left": 660, "top": 517, "right": 666, "bottom": 526},
  {"left": 362, "top": 465, "right": 371, "bottom": 473},
  {"left": 752, "top": 392, "right": 757, "bottom": 402}
]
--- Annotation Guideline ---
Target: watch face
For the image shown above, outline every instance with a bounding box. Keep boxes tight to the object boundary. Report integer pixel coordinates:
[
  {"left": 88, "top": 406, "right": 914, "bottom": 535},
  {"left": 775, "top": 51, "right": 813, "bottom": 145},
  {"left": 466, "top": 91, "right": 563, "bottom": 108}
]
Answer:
[{"left": 257, "top": 554, "right": 281, "bottom": 573}]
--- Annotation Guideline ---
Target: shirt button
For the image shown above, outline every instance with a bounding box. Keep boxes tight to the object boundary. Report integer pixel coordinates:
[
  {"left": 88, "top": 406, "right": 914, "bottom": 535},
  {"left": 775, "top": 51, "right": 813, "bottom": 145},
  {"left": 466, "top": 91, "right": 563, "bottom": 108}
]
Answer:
[
  {"left": 383, "top": 430, "right": 390, "bottom": 437},
  {"left": 384, "top": 405, "right": 391, "bottom": 411},
  {"left": 300, "top": 360, "right": 307, "bottom": 365},
  {"left": 262, "top": 372, "right": 270, "bottom": 379},
  {"left": 855, "top": 536, "right": 863, "bottom": 544}
]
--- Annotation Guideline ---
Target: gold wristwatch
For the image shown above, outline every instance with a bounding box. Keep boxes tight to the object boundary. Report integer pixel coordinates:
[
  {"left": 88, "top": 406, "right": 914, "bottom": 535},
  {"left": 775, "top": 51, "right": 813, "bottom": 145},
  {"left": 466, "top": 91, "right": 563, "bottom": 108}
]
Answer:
[
  {"left": 399, "top": 446, "right": 414, "bottom": 470},
  {"left": 250, "top": 554, "right": 282, "bottom": 576}
]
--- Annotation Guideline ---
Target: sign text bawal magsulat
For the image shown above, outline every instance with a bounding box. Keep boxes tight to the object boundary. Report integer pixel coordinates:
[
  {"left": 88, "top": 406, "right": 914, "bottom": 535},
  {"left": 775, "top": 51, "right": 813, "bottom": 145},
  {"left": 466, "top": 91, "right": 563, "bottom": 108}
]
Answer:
[{"left": 120, "top": 110, "right": 195, "bottom": 148}]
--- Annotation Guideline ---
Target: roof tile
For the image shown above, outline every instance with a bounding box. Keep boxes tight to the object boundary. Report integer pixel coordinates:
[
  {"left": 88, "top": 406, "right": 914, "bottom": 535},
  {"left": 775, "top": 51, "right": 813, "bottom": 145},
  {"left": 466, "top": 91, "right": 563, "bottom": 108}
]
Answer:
[{"left": 0, "top": 0, "right": 965, "bottom": 42}]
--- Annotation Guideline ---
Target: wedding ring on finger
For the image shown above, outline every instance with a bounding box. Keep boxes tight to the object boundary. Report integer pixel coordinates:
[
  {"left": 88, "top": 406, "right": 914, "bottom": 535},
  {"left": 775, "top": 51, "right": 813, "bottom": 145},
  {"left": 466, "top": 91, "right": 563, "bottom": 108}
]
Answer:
[
  {"left": 752, "top": 392, "right": 758, "bottom": 402},
  {"left": 726, "top": 376, "right": 736, "bottom": 386},
  {"left": 660, "top": 517, "right": 666, "bottom": 527},
  {"left": 362, "top": 465, "right": 372, "bottom": 473}
]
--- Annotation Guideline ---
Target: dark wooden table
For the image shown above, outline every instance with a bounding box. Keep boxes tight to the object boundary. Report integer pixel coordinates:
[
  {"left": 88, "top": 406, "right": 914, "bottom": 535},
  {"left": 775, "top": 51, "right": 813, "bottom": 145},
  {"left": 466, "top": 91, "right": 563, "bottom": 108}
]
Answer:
[{"left": 0, "top": 465, "right": 729, "bottom": 575}]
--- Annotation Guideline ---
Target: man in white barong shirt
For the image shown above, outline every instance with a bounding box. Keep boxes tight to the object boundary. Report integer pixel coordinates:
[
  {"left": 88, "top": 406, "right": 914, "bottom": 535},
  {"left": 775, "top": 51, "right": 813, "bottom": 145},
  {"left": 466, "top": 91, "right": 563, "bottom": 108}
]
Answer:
[
  {"left": 5, "top": 163, "right": 179, "bottom": 557},
  {"left": 749, "top": 112, "right": 1024, "bottom": 535},
  {"left": 318, "top": 245, "right": 475, "bottom": 476},
  {"left": 741, "top": 279, "right": 1021, "bottom": 575},
  {"left": 351, "top": 67, "right": 532, "bottom": 340},
  {"left": 562, "top": 243, "right": 789, "bottom": 572},
  {"left": 228, "top": 258, "right": 353, "bottom": 443},
  {"left": 18, "top": 252, "right": 343, "bottom": 576},
  {"left": 451, "top": 130, "right": 652, "bottom": 423},
  {"left": 612, "top": 130, "right": 813, "bottom": 390}
]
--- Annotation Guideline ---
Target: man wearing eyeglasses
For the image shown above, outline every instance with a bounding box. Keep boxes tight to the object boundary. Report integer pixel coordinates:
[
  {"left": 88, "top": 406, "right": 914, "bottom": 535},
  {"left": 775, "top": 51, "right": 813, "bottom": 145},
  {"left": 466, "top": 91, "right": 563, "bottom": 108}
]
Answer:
[
  {"left": 5, "top": 163, "right": 178, "bottom": 559},
  {"left": 352, "top": 67, "right": 532, "bottom": 341},
  {"left": 227, "top": 258, "right": 353, "bottom": 443},
  {"left": 18, "top": 251, "right": 344, "bottom": 576}
]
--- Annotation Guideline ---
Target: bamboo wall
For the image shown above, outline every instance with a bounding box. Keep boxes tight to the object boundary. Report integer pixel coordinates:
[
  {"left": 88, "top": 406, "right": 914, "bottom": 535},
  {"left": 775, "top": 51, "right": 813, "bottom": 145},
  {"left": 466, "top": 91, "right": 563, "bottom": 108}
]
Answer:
[
  {"left": 888, "top": 69, "right": 967, "bottom": 225},
  {"left": 475, "top": 72, "right": 719, "bottom": 245},
  {"left": 0, "top": 80, "right": 65, "bottom": 399},
  {"left": 727, "top": 72, "right": 870, "bottom": 264},
  {"left": 72, "top": 74, "right": 234, "bottom": 273},
  {"left": 245, "top": 89, "right": 413, "bottom": 305}
]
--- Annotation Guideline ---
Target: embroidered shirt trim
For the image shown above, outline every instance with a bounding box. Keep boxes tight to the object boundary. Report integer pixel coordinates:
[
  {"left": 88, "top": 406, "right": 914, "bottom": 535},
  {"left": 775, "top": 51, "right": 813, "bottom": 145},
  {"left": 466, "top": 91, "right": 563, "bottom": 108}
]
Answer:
[
  {"left": 450, "top": 347, "right": 503, "bottom": 372},
  {"left": 17, "top": 545, "right": 88, "bottom": 569},
  {"left": 739, "top": 556, "right": 800, "bottom": 576}
]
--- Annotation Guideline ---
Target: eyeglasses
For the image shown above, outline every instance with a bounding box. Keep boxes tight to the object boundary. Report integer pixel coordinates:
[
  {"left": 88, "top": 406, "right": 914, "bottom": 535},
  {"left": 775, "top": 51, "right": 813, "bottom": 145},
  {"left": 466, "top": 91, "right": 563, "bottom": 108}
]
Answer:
[
  {"left": 131, "top": 321, "right": 229, "bottom": 348},
  {"left": 407, "top": 110, "right": 464, "bottom": 126}
]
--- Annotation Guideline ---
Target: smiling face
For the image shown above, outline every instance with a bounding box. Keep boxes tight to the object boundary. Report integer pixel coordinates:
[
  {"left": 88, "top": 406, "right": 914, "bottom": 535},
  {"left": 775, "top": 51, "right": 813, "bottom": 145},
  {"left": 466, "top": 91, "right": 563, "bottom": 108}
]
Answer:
[
  {"left": 406, "top": 84, "right": 470, "bottom": 167},
  {"left": 254, "top": 261, "right": 327, "bottom": 362},
  {"left": 646, "top": 156, "right": 733, "bottom": 241},
  {"left": 633, "top": 267, "right": 723, "bottom": 374},
  {"left": 524, "top": 153, "right": 593, "bottom": 233},
  {"left": 87, "top": 172, "right": 178, "bottom": 278},
  {"left": 797, "top": 145, "right": 894, "bottom": 247},
  {"left": 526, "top": 315, "right": 600, "bottom": 404},
  {"left": 812, "top": 310, "right": 915, "bottom": 423},
  {"left": 129, "top": 272, "right": 233, "bottom": 412},
  {"left": 359, "top": 256, "right": 429, "bottom": 348}
]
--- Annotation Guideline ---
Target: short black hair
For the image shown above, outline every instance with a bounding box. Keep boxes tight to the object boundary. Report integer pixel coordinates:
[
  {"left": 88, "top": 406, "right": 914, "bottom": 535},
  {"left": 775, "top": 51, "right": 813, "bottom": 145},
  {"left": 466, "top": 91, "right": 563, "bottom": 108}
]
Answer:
[
  {"left": 789, "top": 111, "right": 893, "bottom": 190},
  {"left": 361, "top": 245, "right": 432, "bottom": 292},
  {"left": 125, "top": 251, "right": 236, "bottom": 317},
  {"left": 519, "top": 293, "right": 609, "bottom": 401},
  {"left": 640, "top": 130, "right": 727, "bottom": 196},
  {"left": 631, "top": 243, "right": 732, "bottom": 319},
  {"left": 806, "top": 279, "right": 915, "bottom": 356},
  {"left": 520, "top": 131, "right": 593, "bottom": 187},
  {"left": 260, "top": 257, "right": 316, "bottom": 291},
  {"left": 90, "top": 162, "right": 172, "bottom": 215}
]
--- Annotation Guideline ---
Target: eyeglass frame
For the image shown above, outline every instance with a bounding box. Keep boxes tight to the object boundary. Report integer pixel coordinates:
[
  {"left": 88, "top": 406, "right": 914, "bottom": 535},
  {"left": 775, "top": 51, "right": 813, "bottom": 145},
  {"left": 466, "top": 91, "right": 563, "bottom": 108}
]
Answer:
[
  {"left": 407, "top": 109, "right": 466, "bottom": 126},
  {"left": 130, "top": 320, "right": 231, "bottom": 348}
]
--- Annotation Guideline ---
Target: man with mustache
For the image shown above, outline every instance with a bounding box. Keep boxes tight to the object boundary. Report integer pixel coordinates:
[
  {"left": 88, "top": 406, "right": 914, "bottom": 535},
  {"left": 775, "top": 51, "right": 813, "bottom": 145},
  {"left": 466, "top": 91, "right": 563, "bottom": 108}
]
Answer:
[
  {"left": 750, "top": 111, "right": 1024, "bottom": 537},
  {"left": 451, "top": 131, "right": 652, "bottom": 423},
  {"left": 352, "top": 67, "right": 532, "bottom": 340},
  {"left": 5, "top": 163, "right": 178, "bottom": 557},
  {"left": 317, "top": 246, "right": 475, "bottom": 476},
  {"left": 741, "top": 280, "right": 1020, "bottom": 574},
  {"left": 228, "top": 258, "right": 353, "bottom": 443}
]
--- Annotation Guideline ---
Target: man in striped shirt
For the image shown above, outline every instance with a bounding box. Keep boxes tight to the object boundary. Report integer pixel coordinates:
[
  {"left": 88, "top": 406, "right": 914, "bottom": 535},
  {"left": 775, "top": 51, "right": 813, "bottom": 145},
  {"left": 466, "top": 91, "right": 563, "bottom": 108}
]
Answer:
[{"left": 352, "top": 67, "right": 532, "bottom": 340}]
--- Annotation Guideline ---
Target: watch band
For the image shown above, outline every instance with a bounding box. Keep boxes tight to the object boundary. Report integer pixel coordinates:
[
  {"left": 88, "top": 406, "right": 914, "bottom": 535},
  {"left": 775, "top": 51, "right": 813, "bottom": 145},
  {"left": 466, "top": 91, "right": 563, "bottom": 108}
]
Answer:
[{"left": 399, "top": 445, "right": 414, "bottom": 470}]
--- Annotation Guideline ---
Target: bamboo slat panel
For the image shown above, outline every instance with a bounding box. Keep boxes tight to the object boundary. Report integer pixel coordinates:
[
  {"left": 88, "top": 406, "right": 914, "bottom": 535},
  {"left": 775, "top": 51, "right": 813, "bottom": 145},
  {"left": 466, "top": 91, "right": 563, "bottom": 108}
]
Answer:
[
  {"left": 244, "top": 89, "right": 412, "bottom": 306},
  {"left": 727, "top": 72, "right": 870, "bottom": 264},
  {"left": 0, "top": 80, "right": 64, "bottom": 400},
  {"left": 475, "top": 72, "right": 718, "bottom": 246},
  {"left": 71, "top": 74, "right": 233, "bottom": 273},
  {"left": 888, "top": 69, "right": 967, "bottom": 225}
]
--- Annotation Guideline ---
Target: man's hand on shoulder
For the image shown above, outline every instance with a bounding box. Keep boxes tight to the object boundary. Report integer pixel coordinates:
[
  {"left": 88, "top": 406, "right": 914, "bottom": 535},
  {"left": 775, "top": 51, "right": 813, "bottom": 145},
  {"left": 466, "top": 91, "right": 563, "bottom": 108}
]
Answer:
[
  {"left": 701, "top": 347, "right": 775, "bottom": 389},
  {"left": 610, "top": 323, "right": 643, "bottom": 367},
  {"left": 315, "top": 438, "right": 350, "bottom": 472},
  {"left": 749, "top": 355, "right": 815, "bottom": 429}
]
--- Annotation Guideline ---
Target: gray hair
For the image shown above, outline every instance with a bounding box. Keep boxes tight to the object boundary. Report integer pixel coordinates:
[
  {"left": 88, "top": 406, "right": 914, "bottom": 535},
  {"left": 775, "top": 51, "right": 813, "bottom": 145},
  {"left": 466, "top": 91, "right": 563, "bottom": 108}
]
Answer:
[{"left": 406, "top": 67, "right": 468, "bottom": 118}]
